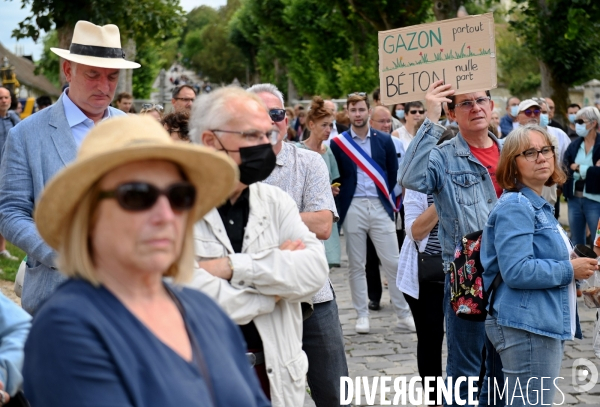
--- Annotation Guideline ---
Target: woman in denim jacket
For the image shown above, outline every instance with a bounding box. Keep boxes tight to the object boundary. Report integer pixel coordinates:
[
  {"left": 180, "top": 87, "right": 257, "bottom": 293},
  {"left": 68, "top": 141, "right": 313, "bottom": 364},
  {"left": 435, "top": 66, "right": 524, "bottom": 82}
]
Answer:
[{"left": 482, "top": 125, "right": 599, "bottom": 406}]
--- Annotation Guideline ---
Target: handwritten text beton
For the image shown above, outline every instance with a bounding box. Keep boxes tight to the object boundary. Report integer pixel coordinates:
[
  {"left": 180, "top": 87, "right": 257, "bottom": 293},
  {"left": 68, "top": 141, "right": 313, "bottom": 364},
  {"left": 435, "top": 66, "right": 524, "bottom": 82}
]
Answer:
[{"left": 378, "top": 13, "right": 496, "bottom": 105}]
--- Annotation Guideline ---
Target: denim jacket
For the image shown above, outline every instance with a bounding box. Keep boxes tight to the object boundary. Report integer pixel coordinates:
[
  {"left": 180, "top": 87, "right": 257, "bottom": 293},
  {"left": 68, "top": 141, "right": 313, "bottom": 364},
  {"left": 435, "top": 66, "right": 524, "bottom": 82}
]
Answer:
[
  {"left": 398, "top": 118, "right": 500, "bottom": 270},
  {"left": 481, "top": 187, "right": 582, "bottom": 340}
]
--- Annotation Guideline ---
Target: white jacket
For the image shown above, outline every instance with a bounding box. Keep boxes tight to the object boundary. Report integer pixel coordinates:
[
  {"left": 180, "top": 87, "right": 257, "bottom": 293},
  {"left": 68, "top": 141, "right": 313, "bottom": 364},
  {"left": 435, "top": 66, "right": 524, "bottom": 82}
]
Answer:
[{"left": 188, "top": 182, "right": 329, "bottom": 407}]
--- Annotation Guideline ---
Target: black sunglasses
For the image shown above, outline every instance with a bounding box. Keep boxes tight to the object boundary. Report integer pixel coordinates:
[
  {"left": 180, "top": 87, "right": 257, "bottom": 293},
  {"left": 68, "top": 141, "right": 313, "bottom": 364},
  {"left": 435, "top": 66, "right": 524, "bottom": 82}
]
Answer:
[
  {"left": 523, "top": 109, "right": 541, "bottom": 117},
  {"left": 574, "top": 119, "right": 590, "bottom": 125},
  {"left": 409, "top": 110, "right": 425, "bottom": 115},
  {"left": 269, "top": 108, "right": 286, "bottom": 122},
  {"left": 98, "top": 182, "right": 196, "bottom": 212}
]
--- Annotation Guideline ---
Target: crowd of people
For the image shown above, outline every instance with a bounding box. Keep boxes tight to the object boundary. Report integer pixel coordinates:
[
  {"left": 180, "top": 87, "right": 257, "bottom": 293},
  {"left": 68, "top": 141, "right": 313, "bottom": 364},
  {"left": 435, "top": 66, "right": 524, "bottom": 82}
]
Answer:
[{"left": 0, "top": 19, "right": 599, "bottom": 407}]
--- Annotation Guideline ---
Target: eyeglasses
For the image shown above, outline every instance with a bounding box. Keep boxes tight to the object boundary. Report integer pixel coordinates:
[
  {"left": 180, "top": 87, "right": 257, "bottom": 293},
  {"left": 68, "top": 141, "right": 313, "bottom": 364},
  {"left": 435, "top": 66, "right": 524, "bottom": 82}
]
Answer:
[
  {"left": 347, "top": 92, "right": 367, "bottom": 98},
  {"left": 98, "top": 182, "right": 196, "bottom": 212},
  {"left": 141, "top": 103, "right": 164, "bottom": 112},
  {"left": 372, "top": 119, "right": 392, "bottom": 124},
  {"left": 574, "top": 119, "right": 590, "bottom": 125},
  {"left": 174, "top": 98, "right": 195, "bottom": 103},
  {"left": 211, "top": 129, "right": 279, "bottom": 145},
  {"left": 523, "top": 109, "right": 541, "bottom": 117},
  {"left": 269, "top": 108, "right": 286, "bottom": 122},
  {"left": 409, "top": 110, "right": 424, "bottom": 115},
  {"left": 515, "top": 146, "right": 555, "bottom": 162},
  {"left": 454, "top": 97, "right": 491, "bottom": 111}
]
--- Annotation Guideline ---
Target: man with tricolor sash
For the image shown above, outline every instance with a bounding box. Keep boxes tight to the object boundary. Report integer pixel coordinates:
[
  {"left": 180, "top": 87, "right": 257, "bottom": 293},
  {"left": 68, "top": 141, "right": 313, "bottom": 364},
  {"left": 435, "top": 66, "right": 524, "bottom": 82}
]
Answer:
[{"left": 330, "top": 92, "right": 415, "bottom": 334}]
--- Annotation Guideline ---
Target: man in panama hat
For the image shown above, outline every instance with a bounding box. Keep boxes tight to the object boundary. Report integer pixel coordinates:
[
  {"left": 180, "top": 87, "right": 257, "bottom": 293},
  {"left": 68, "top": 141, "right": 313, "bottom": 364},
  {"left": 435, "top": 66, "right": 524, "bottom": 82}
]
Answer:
[{"left": 0, "top": 20, "right": 140, "bottom": 314}]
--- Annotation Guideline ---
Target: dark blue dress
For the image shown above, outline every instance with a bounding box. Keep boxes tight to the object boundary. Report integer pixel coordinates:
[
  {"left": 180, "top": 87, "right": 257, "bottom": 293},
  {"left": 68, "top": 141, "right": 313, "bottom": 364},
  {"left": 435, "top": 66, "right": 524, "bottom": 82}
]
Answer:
[{"left": 23, "top": 279, "right": 270, "bottom": 407}]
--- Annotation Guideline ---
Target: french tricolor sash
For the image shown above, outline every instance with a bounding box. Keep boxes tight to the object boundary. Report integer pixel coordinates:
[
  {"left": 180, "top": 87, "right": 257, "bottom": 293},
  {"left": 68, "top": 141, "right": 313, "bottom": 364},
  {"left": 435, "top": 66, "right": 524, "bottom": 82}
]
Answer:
[{"left": 332, "top": 131, "right": 398, "bottom": 212}]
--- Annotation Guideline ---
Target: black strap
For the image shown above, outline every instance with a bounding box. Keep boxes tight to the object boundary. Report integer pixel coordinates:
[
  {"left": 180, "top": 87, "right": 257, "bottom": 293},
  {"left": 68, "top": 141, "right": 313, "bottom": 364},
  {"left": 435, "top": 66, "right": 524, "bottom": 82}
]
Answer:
[
  {"left": 486, "top": 272, "right": 503, "bottom": 314},
  {"left": 69, "top": 43, "right": 126, "bottom": 59},
  {"left": 166, "top": 288, "right": 217, "bottom": 406}
]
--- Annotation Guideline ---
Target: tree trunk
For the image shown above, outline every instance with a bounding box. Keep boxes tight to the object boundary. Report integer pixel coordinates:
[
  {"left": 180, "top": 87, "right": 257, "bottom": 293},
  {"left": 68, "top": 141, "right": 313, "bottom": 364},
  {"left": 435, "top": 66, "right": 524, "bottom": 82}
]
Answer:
[
  {"left": 287, "top": 74, "right": 298, "bottom": 104},
  {"left": 539, "top": 59, "right": 568, "bottom": 125},
  {"left": 117, "top": 38, "right": 136, "bottom": 96},
  {"left": 433, "top": 0, "right": 460, "bottom": 21},
  {"left": 57, "top": 24, "right": 75, "bottom": 87}
]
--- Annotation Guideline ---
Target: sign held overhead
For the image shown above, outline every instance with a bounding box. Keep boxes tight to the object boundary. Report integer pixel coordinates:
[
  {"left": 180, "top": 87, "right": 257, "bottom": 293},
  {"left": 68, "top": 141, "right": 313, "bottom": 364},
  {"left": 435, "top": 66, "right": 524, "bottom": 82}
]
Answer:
[{"left": 378, "top": 13, "right": 497, "bottom": 105}]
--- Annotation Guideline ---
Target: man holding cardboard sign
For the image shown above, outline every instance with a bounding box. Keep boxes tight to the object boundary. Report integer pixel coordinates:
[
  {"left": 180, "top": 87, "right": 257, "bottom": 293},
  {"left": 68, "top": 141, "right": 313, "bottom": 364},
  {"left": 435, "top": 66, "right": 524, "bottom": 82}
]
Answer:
[{"left": 398, "top": 80, "right": 504, "bottom": 406}]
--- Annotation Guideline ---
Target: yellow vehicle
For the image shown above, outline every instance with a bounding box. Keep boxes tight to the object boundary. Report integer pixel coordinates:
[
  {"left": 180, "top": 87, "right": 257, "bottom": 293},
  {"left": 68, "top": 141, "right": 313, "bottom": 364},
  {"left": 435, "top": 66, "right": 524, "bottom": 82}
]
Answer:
[{"left": 20, "top": 97, "right": 36, "bottom": 119}]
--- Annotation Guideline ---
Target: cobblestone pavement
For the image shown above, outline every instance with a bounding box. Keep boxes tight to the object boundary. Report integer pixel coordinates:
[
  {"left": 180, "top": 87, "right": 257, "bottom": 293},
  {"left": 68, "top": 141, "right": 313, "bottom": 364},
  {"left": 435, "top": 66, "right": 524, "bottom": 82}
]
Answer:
[{"left": 304, "top": 201, "right": 600, "bottom": 406}]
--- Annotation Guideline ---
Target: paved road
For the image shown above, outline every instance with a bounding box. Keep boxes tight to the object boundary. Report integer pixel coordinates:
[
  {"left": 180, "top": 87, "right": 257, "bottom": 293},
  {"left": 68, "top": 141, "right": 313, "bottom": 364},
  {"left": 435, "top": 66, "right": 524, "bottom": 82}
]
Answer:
[{"left": 305, "top": 201, "right": 600, "bottom": 406}]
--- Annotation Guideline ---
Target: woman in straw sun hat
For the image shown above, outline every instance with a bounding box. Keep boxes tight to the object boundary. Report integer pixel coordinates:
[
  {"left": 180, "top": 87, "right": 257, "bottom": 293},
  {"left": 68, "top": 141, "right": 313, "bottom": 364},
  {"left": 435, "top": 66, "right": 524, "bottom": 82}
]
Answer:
[{"left": 22, "top": 115, "right": 270, "bottom": 406}]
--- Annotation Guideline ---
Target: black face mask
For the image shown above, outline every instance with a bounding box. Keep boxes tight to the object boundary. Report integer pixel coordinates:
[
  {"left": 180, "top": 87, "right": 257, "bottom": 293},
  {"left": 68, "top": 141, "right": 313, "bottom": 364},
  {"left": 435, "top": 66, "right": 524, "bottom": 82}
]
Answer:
[{"left": 215, "top": 139, "right": 277, "bottom": 185}]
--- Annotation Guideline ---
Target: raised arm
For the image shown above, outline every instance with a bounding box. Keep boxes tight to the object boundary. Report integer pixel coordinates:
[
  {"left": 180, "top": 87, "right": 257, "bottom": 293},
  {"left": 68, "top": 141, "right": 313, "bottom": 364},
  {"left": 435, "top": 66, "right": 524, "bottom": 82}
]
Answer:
[{"left": 398, "top": 81, "right": 454, "bottom": 194}]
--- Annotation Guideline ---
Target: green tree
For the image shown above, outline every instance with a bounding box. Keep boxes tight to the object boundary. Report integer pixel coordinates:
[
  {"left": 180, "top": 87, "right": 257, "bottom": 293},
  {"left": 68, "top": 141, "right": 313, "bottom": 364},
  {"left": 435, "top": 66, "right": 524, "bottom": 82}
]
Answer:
[
  {"left": 508, "top": 0, "right": 600, "bottom": 120},
  {"left": 181, "top": 2, "right": 247, "bottom": 84},
  {"left": 10, "top": 0, "right": 184, "bottom": 88},
  {"left": 495, "top": 24, "right": 540, "bottom": 98},
  {"left": 34, "top": 30, "right": 60, "bottom": 88}
]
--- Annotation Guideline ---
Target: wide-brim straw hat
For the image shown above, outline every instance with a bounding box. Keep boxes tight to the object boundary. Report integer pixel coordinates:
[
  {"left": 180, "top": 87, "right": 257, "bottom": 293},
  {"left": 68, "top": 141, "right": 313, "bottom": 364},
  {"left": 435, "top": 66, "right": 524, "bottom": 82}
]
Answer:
[
  {"left": 51, "top": 20, "right": 140, "bottom": 69},
  {"left": 35, "top": 115, "right": 238, "bottom": 250}
]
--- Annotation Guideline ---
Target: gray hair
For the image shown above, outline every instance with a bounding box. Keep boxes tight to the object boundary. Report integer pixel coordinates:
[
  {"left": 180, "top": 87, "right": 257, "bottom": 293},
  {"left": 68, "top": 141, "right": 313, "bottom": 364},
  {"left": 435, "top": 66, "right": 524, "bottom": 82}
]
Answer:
[
  {"left": 247, "top": 83, "right": 285, "bottom": 108},
  {"left": 575, "top": 106, "right": 600, "bottom": 129},
  {"left": 189, "top": 86, "right": 264, "bottom": 144}
]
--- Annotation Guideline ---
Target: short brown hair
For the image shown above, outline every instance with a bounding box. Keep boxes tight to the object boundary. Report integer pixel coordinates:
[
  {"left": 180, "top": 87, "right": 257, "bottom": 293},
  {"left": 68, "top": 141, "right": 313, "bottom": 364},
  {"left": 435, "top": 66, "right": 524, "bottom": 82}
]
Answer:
[
  {"left": 346, "top": 93, "right": 369, "bottom": 109},
  {"left": 496, "top": 125, "right": 567, "bottom": 191},
  {"left": 116, "top": 92, "right": 133, "bottom": 102},
  {"left": 307, "top": 96, "right": 334, "bottom": 124}
]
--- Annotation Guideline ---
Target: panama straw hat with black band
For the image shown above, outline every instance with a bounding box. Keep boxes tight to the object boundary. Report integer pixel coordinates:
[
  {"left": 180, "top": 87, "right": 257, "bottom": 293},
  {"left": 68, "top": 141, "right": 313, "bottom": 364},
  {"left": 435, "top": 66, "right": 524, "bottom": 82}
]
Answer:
[
  {"left": 35, "top": 115, "right": 238, "bottom": 251},
  {"left": 51, "top": 20, "right": 141, "bottom": 69}
]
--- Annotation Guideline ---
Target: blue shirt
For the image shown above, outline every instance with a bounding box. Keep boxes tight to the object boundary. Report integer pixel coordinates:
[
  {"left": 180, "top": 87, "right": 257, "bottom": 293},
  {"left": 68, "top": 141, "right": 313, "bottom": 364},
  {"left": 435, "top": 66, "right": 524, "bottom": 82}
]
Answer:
[
  {"left": 62, "top": 90, "right": 112, "bottom": 148},
  {"left": 24, "top": 279, "right": 270, "bottom": 407},
  {"left": 350, "top": 126, "right": 379, "bottom": 198},
  {"left": 573, "top": 141, "right": 600, "bottom": 203},
  {"left": 0, "top": 111, "right": 20, "bottom": 158}
]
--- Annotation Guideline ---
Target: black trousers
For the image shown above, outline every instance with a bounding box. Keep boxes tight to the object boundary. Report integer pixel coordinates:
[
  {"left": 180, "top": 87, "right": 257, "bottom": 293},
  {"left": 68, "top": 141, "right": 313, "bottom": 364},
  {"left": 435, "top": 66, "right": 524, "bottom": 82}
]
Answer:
[{"left": 403, "top": 282, "right": 445, "bottom": 404}]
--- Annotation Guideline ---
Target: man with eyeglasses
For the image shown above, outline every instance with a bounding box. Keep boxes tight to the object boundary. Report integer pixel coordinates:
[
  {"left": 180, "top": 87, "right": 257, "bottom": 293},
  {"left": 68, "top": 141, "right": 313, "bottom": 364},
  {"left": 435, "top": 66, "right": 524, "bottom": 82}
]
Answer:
[
  {"left": 247, "top": 83, "right": 349, "bottom": 407},
  {"left": 171, "top": 84, "right": 196, "bottom": 112},
  {"left": 0, "top": 20, "right": 139, "bottom": 314},
  {"left": 188, "top": 86, "right": 329, "bottom": 407},
  {"left": 331, "top": 92, "right": 414, "bottom": 335},
  {"left": 399, "top": 80, "right": 504, "bottom": 406}
]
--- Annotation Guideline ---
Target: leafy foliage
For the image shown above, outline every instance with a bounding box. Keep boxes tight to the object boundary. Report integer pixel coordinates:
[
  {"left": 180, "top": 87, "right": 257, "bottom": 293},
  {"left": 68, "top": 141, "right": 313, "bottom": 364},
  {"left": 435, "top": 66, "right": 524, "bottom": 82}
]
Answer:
[
  {"left": 495, "top": 24, "right": 540, "bottom": 97},
  {"left": 181, "top": 3, "right": 246, "bottom": 84},
  {"left": 34, "top": 30, "right": 60, "bottom": 88},
  {"left": 508, "top": 0, "right": 600, "bottom": 115}
]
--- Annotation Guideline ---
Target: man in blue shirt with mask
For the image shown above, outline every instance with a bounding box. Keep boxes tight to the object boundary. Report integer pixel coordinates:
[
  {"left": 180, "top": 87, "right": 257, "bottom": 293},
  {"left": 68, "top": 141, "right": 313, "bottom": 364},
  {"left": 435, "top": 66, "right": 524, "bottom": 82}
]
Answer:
[{"left": 499, "top": 96, "right": 520, "bottom": 138}]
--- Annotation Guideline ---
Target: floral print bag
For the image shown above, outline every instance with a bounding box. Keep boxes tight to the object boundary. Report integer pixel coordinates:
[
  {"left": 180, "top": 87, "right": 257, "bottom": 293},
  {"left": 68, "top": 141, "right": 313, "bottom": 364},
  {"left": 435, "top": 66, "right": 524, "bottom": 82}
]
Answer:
[{"left": 449, "top": 230, "right": 502, "bottom": 322}]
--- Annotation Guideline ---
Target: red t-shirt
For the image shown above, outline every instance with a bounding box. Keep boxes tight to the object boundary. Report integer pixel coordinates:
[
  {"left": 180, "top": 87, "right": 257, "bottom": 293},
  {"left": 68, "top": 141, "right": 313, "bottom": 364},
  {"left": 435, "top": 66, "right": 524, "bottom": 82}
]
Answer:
[{"left": 470, "top": 144, "right": 502, "bottom": 198}]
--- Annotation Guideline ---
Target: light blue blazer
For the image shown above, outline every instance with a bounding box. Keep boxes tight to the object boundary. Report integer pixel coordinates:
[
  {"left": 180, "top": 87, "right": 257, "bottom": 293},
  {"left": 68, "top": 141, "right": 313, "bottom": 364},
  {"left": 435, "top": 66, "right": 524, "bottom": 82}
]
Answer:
[{"left": 0, "top": 94, "right": 124, "bottom": 314}]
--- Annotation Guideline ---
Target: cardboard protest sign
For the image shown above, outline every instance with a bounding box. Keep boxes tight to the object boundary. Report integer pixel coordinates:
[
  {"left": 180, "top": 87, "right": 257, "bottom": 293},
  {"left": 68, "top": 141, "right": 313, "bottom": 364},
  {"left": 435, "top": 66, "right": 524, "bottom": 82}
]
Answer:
[{"left": 378, "top": 13, "right": 497, "bottom": 105}]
